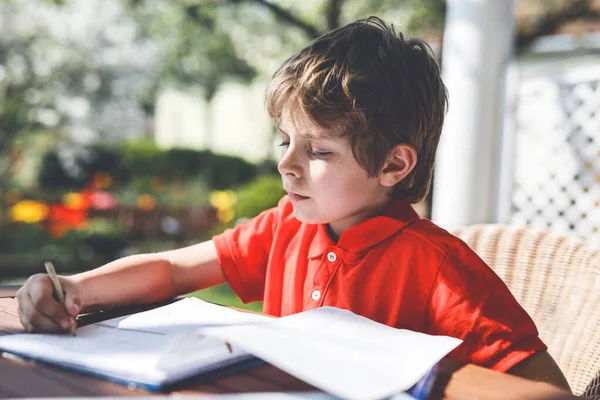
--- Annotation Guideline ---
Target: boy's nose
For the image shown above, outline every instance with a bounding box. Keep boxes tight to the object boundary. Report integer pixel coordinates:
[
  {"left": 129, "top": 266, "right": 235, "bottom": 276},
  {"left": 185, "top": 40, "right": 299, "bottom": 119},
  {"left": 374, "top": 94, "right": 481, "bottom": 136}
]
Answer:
[{"left": 278, "top": 149, "right": 302, "bottom": 179}]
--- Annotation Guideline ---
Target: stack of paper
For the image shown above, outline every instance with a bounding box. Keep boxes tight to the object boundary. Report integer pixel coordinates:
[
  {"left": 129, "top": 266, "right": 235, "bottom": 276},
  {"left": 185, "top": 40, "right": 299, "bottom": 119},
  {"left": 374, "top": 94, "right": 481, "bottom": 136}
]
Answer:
[
  {"left": 198, "top": 307, "right": 461, "bottom": 400},
  {"left": 0, "top": 298, "right": 267, "bottom": 390},
  {"left": 0, "top": 298, "right": 461, "bottom": 399}
]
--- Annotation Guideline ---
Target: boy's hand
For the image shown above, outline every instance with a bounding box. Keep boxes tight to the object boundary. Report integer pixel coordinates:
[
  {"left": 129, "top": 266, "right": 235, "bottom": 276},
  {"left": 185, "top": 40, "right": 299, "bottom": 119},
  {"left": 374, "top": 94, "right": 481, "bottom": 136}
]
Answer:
[{"left": 16, "top": 274, "right": 82, "bottom": 333}]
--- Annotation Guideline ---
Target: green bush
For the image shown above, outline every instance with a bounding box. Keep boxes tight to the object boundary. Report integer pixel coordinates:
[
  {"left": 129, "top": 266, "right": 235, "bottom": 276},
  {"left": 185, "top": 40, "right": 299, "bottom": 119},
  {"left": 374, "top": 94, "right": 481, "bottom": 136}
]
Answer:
[
  {"left": 0, "top": 224, "right": 90, "bottom": 273},
  {"left": 38, "top": 151, "right": 86, "bottom": 190},
  {"left": 37, "top": 141, "right": 274, "bottom": 191},
  {"left": 119, "top": 141, "right": 163, "bottom": 178},
  {"left": 38, "top": 145, "right": 125, "bottom": 190},
  {"left": 234, "top": 174, "right": 285, "bottom": 220},
  {"left": 80, "top": 219, "right": 130, "bottom": 262}
]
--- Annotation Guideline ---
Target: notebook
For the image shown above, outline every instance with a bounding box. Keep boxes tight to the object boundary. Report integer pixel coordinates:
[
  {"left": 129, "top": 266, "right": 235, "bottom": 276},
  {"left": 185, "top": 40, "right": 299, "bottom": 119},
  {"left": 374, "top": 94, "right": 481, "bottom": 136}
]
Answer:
[
  {"left": 0, "top": 297, "right": 267, "bottom": 391},
  {"left": 0, "top": 298, "right": 462, "bottom": 399}
]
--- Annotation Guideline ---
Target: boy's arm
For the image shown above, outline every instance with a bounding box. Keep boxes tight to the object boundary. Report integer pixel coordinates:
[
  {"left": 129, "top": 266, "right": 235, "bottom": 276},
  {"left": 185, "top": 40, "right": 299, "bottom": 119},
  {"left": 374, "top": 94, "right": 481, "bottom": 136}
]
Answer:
[
  {"left": 72, "top": 239, "right": 225, "bottom": 311},
  {"left": 426, "top": 243, "right": 571, "bottom": 391},
  {"left": 17, "top": 240, "right": 225, "bottom": 332},
  {"left": 506, "top": 350, "right": 571, "bottom": 392}
]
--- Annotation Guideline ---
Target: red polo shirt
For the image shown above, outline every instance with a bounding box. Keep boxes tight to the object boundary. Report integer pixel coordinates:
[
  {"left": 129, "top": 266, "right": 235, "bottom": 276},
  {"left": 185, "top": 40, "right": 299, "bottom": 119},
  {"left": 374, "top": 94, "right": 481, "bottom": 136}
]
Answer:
[{"left": 213, "top": 196, "right": 546, "bottom": 371}]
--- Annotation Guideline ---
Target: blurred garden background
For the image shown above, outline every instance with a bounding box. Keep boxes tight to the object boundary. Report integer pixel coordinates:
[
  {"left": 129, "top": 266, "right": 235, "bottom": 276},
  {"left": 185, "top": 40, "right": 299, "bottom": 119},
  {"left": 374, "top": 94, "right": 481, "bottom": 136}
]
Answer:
[{"left": 1, "top": 0, "right": 599, "bottom": 311}]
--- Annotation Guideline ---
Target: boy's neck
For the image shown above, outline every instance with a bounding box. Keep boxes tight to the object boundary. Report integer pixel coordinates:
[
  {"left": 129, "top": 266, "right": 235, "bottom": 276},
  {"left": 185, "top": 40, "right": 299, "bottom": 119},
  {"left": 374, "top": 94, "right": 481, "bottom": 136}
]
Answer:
[{"left": 326, "top": 224, "right": 339, "bottom": 243}]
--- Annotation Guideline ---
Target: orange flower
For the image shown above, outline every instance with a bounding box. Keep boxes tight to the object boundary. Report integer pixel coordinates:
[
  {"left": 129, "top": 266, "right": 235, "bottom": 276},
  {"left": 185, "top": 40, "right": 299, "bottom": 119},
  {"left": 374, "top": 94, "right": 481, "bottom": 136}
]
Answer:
[
  {"left": 63, "top": 192, "right": 91, "bottom": 210},
  {"left": 137, "top": 194, "right": 156, "bottom": 211},
  {"left": 92, "top": 172, "right": 113, "bottom": 189}
]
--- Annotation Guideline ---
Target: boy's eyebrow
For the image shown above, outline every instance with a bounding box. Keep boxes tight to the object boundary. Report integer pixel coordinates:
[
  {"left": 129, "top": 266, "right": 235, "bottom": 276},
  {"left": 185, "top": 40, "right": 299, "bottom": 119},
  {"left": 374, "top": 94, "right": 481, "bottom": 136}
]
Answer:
[{"left": 277, "top": 126, "right": 328, "bottom": 141}]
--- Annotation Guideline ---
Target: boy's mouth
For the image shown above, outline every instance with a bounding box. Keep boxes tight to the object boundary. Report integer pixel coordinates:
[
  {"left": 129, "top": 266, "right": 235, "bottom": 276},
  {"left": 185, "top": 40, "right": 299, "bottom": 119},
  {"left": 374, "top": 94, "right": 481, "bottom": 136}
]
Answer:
[{"left": 287, "top": 191, "right": 310, "bottom": 201}]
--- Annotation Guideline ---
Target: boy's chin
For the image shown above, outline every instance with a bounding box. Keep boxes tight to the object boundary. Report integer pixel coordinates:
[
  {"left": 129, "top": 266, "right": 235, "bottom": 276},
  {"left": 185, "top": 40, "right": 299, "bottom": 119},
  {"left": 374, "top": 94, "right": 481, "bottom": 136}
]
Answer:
[{"left": 291, "top": 209, "right": 327, "bottom": 225}]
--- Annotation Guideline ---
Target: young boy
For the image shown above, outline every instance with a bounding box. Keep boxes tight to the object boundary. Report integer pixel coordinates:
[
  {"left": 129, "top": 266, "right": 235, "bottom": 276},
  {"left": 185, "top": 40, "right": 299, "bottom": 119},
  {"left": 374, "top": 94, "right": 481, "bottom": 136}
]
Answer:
[{"left": 17, "top": 16, "right": 569, "bottom": 390}]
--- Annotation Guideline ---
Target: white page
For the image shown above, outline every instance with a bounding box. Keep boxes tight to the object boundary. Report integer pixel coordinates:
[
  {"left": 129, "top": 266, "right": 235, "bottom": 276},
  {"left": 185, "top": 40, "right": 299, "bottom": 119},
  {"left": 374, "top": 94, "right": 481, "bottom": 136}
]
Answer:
[
  {"left": 0, "top": 298, "right": 262, "bottom": 387},
  {"left": 199, "top": 307, "right": 461, "bottom": 400},
  {"left": 104, "top": 297, "right": 269, "bottom": 333},
  {"left": 27, "top": 393, "right": 414, "bottom": 400},
  {"left": 29, "top": 391, "right": 414, "bottom": 400}
]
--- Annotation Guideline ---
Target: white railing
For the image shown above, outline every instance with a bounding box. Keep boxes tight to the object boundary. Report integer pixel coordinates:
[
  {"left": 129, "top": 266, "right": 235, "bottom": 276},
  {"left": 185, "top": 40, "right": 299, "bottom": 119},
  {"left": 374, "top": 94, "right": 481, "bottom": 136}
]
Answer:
[{"left": 507, "top": 62, "right": 600, "bottom": 248}]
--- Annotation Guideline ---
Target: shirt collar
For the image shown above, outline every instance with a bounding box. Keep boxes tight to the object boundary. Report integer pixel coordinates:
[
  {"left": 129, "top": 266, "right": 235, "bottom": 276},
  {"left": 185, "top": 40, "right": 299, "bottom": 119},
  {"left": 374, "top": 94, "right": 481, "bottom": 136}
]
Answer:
[{"left": 307, "top": 199, "right": 420, "bottom": 258}]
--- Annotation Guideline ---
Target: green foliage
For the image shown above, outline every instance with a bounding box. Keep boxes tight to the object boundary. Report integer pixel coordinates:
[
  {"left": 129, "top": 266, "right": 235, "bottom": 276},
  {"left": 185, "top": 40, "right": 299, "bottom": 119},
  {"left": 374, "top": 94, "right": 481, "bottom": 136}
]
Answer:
[
  {"left": 80, "top": 219, "right": 130, "bottom": 262},
  {"left": 118, "top": 143, "right": 263, "bottom": 189},
  {"left": 406, "top": 0, "right": 446, "bottom": 35},
  {"left": 123, "top": 0, "right": 256, "bottom": 100},
  {"left": 0, "top": 224, "right": 49, "bottom": 254},
  {"left": 119, "top": 141, "right": 163, "bottom": 178},
  {"left": 38, "top": 151, "right": 81, "bottom": 190},
  {"left": 38, "top": 144, "right": 125, "bottom": 191},
  {"left": 0, "top": 0, "right": 142, "bottom": 192},
  {"left": 189, "top": 284, "right": 263, "bottom": 313},
  {"left": 37, "top": 142, "right": 270, "bottom": 192},
  {"left": 234, "top": 174, "right": 286, "bottom": 220},
  {"left": 208, "top": 153, "right": 262, "bottom": 190},
  {"left": 0, "top": 219, "right": 132, "bottom": 276},
  {"left": 82, "top": 218, "right": 129, "bottom": 238},
  {"left": 0, "top": 224, "right": 92, "bottom": 272}
]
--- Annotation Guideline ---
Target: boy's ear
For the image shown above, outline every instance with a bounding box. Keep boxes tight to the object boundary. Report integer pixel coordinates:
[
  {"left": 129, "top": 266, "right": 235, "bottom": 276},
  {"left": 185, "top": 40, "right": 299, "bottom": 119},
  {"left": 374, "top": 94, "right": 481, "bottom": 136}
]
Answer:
[{"left": 379, "top": 144, "right": 417, "bottom": 187}]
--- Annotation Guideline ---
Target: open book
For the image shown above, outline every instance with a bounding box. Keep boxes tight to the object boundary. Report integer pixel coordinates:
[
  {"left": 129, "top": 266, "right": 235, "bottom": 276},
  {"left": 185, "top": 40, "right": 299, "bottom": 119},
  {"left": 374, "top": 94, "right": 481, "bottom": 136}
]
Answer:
[
  {"left": 0, "top": 298, "right": 461, "bottom": 400},
  {"left": 0, "top": 298, "right": 267, "bottom": 390}
]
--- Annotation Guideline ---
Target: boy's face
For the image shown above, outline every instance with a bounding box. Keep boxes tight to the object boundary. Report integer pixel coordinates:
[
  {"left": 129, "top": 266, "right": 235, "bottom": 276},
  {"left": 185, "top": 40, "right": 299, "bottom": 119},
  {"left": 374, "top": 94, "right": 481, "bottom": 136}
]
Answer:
[{"left": 277, "top": 109, "right": 392, "bottom": 238}]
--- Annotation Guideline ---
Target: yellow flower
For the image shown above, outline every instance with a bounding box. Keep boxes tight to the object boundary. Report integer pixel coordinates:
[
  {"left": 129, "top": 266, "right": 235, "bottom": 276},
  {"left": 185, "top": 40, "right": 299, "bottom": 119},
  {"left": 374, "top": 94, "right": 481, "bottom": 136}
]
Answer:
[
  {"left": 10, "top": 200, "right": 49, "bottom": 223},
  {"left": 210, "top": 190, "right": 237, "bottom": 210},
  {"left": 210, "top": 190, "right": 237, "bottom": 224},
  {"left": 217, "top": 208, "right": 235, "bottom": 224}
]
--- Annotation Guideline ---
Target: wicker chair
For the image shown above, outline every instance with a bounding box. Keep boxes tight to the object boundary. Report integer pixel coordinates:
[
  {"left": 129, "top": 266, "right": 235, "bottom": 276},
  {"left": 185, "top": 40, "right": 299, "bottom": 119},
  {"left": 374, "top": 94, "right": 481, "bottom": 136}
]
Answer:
[{"left": 449, "top": 224, "right": 600, "bottom": 396}]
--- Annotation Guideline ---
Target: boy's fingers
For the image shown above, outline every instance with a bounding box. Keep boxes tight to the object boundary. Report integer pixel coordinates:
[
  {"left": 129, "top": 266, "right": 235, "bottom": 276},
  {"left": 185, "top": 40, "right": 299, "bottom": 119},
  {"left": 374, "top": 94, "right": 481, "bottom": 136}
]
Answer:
[
  {"left": 29, "top": 283, "right": 72, "bottom": 329},
  {"left": 18, "top": 292, "right": 64, "bottom": 333},
  {"left": 58, "top": 276, "right": 82, "bottom": 317},
  {"left": 30, "top": 312, "right": 66, "bottom": 333},
  {"left": 65, "top": 295, "right": 81, "bottom": 317},
  {"left": 16, "top": 273, "right": 80, "bottom": 333},
  {"left": 17, "top": 294, "right": 34, "bottom": 333}
]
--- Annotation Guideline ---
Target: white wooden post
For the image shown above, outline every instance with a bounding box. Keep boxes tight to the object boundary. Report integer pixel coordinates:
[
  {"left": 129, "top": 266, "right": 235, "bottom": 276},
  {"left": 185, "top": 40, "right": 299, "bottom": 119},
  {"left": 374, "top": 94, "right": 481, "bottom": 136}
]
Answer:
[{"left": 431, "top": 0, "right": 515, "bottom": 228}]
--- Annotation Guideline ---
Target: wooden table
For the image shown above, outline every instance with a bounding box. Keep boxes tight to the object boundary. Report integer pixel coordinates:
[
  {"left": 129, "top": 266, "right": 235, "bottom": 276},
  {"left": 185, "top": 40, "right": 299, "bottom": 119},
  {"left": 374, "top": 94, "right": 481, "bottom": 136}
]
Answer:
[{"left": 0, "top": 286, "right": 577, "bottom": 399}]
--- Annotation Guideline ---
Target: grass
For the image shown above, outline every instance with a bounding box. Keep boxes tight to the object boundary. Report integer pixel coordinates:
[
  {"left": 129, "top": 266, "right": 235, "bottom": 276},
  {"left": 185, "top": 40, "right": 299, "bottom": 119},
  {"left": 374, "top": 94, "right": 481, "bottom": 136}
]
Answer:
[{"left": 188, "top": 284, "right": 263, "bottom": 313}]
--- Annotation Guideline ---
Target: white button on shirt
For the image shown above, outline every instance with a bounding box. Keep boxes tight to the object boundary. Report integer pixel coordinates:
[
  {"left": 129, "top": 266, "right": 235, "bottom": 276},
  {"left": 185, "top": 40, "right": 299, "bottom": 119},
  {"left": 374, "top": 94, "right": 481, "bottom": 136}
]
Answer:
[
  {"left": 326, "top": 251, "right": 337, "bottom": 262},
  {"left": 311, "top": 289, "right": 321, "bottom": 301}
]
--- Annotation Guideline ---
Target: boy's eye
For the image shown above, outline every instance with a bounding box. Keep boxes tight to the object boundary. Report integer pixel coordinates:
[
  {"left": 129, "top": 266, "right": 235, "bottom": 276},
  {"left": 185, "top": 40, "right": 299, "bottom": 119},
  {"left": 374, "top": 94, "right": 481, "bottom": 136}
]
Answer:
[
  {"left": 279, "top": 141, "right": 290, "bottom": 147},
  {"left": 310, "top": 150, "right": 332, "bottom": 159}
]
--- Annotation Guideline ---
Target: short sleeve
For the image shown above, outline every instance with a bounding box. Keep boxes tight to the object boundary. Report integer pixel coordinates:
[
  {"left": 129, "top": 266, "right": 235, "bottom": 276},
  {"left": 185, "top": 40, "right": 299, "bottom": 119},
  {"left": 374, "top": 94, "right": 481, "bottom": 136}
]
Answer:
[
  {"left": 212, "top": 206, "right": 279, "bottom": 303},
  {"left": 426, "top": 243, "right": 547, "bottom": 371}
]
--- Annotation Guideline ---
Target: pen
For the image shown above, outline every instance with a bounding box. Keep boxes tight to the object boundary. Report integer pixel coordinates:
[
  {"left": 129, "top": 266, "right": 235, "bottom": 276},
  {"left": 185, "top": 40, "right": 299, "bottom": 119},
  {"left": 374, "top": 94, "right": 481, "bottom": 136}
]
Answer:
[
  {"left": 44, "top": 261, "right": 77, "bottom": 336},
  {"left": 225, "top": 341, "right": 233, "bottom": 353}
]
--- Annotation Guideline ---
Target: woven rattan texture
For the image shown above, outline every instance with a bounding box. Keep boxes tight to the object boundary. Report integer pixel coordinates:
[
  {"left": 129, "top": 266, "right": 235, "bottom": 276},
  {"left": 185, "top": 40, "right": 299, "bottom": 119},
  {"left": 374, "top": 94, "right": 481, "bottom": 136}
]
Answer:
[
  {"left": 451, "top": 224, "right": 600, "bottom": 396},
  {"left": 584, "top": 373, "right": 600, "bottom": 400}
]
